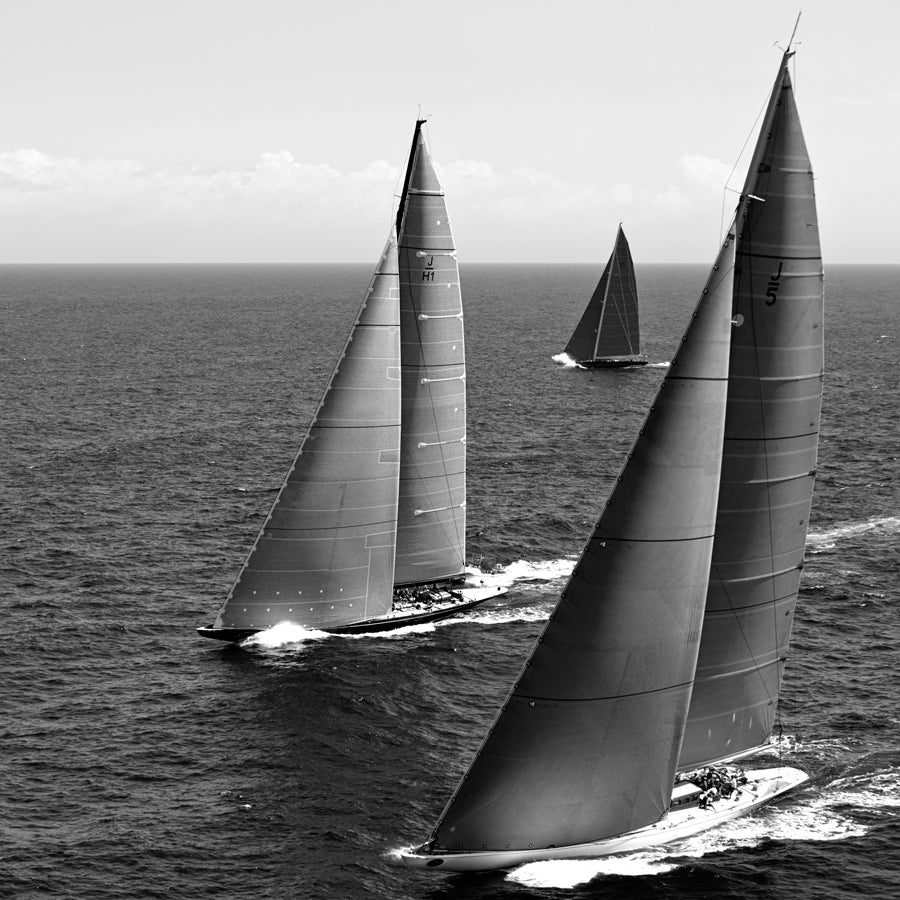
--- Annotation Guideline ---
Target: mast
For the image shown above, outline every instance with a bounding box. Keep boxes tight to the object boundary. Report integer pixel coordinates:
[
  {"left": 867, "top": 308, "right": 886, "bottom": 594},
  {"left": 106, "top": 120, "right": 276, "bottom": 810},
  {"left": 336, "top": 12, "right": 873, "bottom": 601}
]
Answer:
[{"left": 395, "top": 119, "right": 427, "bottom": 238}]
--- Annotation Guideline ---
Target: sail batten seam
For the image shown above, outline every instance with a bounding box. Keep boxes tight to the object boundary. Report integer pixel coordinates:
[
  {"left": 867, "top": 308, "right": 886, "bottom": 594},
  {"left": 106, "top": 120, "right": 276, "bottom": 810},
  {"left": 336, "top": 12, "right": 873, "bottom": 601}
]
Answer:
[
  {"left": 589, "top": 533, "right": 716, "bottom": 544},
  {"left": 516, "top": 680, "right": 696, "bottom": 703}
]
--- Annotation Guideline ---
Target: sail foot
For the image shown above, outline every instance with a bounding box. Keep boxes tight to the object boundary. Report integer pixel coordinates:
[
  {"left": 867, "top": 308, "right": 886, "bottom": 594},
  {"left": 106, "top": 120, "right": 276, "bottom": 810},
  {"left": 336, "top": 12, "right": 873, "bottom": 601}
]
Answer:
[{"left": 431, "top": 688, "right": 690, "bottom": 852}]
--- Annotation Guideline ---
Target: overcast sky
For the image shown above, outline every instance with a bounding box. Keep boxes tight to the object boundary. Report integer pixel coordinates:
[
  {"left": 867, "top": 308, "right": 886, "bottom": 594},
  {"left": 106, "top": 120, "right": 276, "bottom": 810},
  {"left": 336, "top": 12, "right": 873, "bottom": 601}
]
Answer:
[{"left": 1, "top": 1, "right": 896, "bottom": 264}]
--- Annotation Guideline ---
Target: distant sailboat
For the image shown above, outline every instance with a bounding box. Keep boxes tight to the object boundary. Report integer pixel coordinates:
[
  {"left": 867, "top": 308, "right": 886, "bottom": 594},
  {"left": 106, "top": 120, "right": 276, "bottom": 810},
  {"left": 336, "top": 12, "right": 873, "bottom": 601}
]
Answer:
[
  {"left": 198, "top": 121, "right": 505, "bottom": 642},
  {"left": 400, "top": 34, "right": 823, "bottom": 872},
  {"left": 562, "top": 224, "right": 647, "bottom": 367}
]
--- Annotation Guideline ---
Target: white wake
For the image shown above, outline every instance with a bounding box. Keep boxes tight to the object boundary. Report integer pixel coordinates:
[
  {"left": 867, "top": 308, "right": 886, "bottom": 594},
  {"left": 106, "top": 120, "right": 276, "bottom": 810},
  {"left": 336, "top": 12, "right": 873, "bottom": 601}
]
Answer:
[
  {"left": 507, "top": 765, "right": 894, "bottom": 889},
  {"left": 807, "top": 515, "right": 900, "bottom": 550}
]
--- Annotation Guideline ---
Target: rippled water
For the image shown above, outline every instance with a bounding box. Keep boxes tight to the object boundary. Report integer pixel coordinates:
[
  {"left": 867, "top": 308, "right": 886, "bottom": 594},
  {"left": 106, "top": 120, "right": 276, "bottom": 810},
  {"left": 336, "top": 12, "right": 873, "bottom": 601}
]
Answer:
[{"left": 2, "top": 263, "right": 898, "bottom": 898}]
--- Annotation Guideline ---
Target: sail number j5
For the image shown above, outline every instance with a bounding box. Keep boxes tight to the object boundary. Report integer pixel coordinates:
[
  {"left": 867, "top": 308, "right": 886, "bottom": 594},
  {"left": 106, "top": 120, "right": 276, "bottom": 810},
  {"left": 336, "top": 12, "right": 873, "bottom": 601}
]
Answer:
[{"left": 765, "top": 262, "right": 784, "bottom": 306}]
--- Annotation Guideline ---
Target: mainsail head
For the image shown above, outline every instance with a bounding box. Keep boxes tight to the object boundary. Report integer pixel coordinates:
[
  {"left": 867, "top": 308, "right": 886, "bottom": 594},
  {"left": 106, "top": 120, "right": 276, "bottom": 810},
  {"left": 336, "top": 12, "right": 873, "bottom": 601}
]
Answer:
[{"left": 425, "top": 236, "right": 737, "bottom": 853}]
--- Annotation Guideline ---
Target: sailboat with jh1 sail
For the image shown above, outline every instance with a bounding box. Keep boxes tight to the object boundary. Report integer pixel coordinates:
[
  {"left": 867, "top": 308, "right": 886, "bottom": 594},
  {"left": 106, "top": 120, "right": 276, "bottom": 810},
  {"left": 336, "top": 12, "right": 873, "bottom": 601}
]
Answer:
[
  {"left": 399, "top": 31, "right": 822, "bottom": 872},
  {"left": 561, "top": 224, "right": 647, "bottom": 367},
  {"left": 198, "top": 121, "right": 504, "bottom": 643}
]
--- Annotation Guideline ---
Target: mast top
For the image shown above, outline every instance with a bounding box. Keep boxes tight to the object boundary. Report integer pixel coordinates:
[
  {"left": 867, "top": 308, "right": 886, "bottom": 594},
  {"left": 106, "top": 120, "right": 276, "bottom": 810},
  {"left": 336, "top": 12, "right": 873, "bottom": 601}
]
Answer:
[
  {"left": 395, "top": 118, "right": 428, "bottom": 237},
  {"left": 787, "top": 11, "right": 801, "bottom": 52},
  {"left": 776, "top": 11, "right": 801, "bottom": 56}
]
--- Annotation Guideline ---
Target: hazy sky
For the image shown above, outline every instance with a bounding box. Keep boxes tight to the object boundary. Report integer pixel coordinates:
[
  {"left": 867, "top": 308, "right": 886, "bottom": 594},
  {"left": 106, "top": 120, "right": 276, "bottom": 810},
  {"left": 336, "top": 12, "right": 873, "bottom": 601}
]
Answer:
[{"left": 1, "top": 1, "right": 897, "bottom": 263}]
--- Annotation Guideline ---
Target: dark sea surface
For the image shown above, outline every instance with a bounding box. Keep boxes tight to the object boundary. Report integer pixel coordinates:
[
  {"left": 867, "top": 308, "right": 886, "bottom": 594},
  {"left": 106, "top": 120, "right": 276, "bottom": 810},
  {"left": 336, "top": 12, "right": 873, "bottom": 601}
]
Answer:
[{"left": 2, "top": 262, "right": 898, "bottom": 899}]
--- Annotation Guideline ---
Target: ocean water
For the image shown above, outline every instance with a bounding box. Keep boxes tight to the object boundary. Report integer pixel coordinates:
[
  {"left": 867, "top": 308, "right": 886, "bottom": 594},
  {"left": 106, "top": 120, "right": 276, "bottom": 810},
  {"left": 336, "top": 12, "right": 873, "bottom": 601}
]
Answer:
[{"left": 2, "top": 262, "right": 898, "bottom": 899}]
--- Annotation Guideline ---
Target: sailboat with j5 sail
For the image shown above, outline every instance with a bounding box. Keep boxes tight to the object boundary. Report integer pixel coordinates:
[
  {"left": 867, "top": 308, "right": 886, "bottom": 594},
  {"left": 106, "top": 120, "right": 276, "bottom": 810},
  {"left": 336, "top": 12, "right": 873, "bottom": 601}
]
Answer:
[
  {"left": 198, "top": 120, "right": 505, "bottom": 643},
  {"left": 399, "top": 27, "right": 823, "bottom": 871}
]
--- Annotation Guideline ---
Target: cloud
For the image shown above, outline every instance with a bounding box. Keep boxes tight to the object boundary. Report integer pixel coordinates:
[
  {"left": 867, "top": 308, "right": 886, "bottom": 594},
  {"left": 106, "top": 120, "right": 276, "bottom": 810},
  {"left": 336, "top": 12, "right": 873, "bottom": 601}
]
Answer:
[
  {"left": 651, "top": 183, "right": 693, "bottom": 213},
  {"left": 834, "top": 89, "right": 900, "bottom": 106},
  {"left": 0, "top": 148, "right": 721, "bottom": 221},
  {"left": 0, "top": 149, "right": 145, "bottom": 202},
  {"left": 610, "top": 183, "right": 634, "bottom": 204},
  {"left": 0, "top": 148, "right": 396, "bottom": 214},
  {"left": 678, "top": 153, "right": 732, "bottom": 191},
  {"left": 438, "top": 161, "right": 611, "bottom": 216},
  {"left": 0, "top": 147, "right": 735, "bottom": 261},
  {"left": 444, "top": 159, "right": 495, "bottom": 179}
]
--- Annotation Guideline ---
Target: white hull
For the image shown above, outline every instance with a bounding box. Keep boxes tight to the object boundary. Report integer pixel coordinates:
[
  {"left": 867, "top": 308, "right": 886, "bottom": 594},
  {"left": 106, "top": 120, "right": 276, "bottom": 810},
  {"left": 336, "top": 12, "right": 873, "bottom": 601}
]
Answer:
[{"left": 397, "top": 766, "right": 807, "bottom": 872}]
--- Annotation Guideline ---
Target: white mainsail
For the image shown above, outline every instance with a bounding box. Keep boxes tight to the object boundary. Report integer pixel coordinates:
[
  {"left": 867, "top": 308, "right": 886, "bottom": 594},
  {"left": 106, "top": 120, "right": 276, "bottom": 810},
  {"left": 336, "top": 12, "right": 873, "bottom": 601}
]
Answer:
[
  {"left": 678, "top": 50, "right": 824, "bottom": 768},
  {"left": 394, "top": 123, "right": 467, "bottom": 586}
]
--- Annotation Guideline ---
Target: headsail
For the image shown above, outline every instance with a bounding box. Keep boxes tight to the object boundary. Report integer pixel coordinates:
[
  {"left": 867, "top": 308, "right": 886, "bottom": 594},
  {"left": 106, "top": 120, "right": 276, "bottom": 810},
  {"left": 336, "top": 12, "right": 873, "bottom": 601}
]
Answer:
[
  {"left": 425, "top": 236, "right": 736, "bottom": 853},
  {"left": 564, "top": 225, "right": 644, "bottom": 365},
  {"left": 208, "top": 236, "right": 402, "bottom": 633},
  {"left": 393, "top": 122, "right": 467, "bottom": 586},
  {"left": 678, "top": 51, "right": 824, "bottom": 768}
]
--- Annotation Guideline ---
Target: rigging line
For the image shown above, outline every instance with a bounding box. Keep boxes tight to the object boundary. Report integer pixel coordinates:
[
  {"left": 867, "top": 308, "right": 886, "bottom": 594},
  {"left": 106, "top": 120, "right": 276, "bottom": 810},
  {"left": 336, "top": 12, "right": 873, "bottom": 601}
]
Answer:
[
  {"left": 718, "top": 76, "right": 778, "bottom": 249},
  {"left": 593, "top": 254, "right": 615, "bottom": 358},
  {"left": 603, "top": 267, "right": 634, "bottom": 353},
  {"left": 388, "top": 173, "right": 405, "bottom": 234},
  {"left": 386, "top": 123, "right": 422, "bottom": 236},
  {"left": 610, "top": 243, "right": 640, "bottom": 351},
  {"left": 622, "top": 264, "right": 641, "bottom": 354}
]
